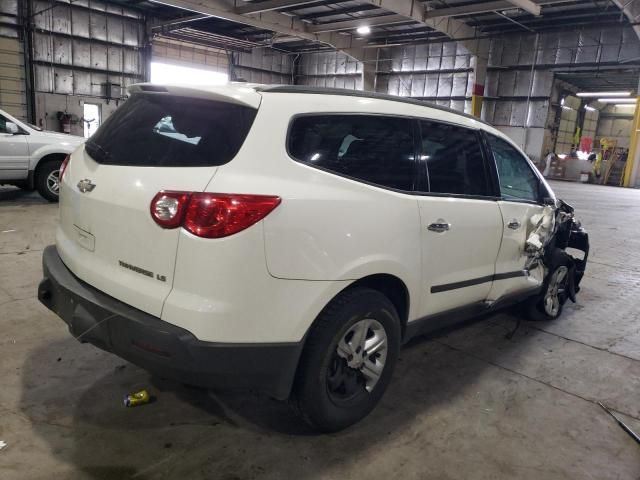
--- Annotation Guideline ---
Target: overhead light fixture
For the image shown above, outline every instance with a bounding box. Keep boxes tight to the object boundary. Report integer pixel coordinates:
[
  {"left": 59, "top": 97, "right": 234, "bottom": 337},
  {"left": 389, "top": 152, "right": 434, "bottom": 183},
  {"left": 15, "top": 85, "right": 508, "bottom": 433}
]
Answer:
[
  {"left": 614, "top": 104, "right": 636, "bottom": 108},
  {"left": 356, "top": 25, "right": 371, "bottom": 35},
  {"left": 577, "top": 91, "right": 631, "bottom": 97},
  {"left": 597, "top": 98, "right": 636, "bottom": 103}
]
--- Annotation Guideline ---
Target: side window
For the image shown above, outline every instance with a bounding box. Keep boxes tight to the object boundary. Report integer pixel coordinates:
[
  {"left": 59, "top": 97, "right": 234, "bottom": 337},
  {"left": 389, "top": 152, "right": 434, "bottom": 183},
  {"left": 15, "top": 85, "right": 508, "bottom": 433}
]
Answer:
[
  {"left": 419, "top": 120, "right": 490, "bottom": 196},
  {"left": 0, "top": 114, "right": 8, "bottom": 133},
  {"left": 288, "top": 115, "right": 416, "bottom": 191},
  {"left": 487, "top": 135, "right": 539, "bottom": 202}
]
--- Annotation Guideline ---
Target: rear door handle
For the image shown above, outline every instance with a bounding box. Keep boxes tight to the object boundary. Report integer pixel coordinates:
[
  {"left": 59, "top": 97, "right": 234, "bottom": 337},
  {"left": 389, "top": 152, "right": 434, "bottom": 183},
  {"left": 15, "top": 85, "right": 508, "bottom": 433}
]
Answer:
[
  {"left": 427, "top": 221, "right": 450, "bottom": 233},
  {"left": 507, "top": 219, "right": 521, "bottom": 230}
]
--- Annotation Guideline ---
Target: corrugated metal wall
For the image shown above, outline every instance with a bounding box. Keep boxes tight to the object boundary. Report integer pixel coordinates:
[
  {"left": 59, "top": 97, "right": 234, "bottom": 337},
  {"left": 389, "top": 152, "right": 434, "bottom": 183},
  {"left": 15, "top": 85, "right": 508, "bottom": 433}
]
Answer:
[
  {"left": 28, "top": 0, "right": 147, "bottom": 134},
  {"left": 152, "top": 37, "right": 228, "bottom": 74},
  {"left": 376, "top": 42, "right": 473, "bottom": 113},
  {"left": 0, "top": 0, "right": 27, "bottom": 119},
  {"left": 296, "top": 51, "right": 362, "bottom": 90},
  {"left": 0, "top": 37, "right": 27, "bottom": 119},
  {"left": 31, "top": 0, "right": 146, "bottom": 98},
  {"left": 234, "top": 48, "right": 293, "bottom": 85}
]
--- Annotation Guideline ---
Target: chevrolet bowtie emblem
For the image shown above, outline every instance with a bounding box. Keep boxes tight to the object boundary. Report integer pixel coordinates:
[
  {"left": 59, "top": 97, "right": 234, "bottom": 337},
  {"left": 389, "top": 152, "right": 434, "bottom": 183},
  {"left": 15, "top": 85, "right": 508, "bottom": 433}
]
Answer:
[{"left": 77, "top": 179, "right": 96, "bottom": 193}]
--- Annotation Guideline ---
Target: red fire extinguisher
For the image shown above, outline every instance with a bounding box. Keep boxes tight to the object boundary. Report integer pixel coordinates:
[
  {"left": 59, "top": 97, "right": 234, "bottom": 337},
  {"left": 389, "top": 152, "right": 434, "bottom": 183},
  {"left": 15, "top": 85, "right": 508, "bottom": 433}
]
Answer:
[{"left": 57, "top": 112, "right": 72, "bottom": 134}]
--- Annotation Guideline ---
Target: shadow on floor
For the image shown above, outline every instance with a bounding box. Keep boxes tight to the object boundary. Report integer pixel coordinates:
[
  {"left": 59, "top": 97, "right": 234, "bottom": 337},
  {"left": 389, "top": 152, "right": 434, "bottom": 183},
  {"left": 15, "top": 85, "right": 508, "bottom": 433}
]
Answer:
[
  {"left": 0, "top": 187, "right": 46, "bottom": 204},
  {"left": 19, "top": 311, "right": 535, "bottom": 480}
]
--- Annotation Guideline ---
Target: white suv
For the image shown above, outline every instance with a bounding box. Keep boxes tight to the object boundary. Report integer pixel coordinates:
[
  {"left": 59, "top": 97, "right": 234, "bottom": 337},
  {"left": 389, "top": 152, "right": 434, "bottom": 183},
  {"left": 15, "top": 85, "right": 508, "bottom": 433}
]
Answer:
[
  {"left": 0, "top": 108, "right": 84, "bottom": 201},
  {"left": 38, "top": 84, "right": 589, "bottom": 431}
]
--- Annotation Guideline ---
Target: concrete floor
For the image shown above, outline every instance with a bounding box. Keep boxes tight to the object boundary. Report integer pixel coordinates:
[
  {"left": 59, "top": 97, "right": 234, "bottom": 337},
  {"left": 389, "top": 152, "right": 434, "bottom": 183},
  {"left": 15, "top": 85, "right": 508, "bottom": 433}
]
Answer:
[{"left": 1, "top": 181, "right": 640, "bottom": 480}]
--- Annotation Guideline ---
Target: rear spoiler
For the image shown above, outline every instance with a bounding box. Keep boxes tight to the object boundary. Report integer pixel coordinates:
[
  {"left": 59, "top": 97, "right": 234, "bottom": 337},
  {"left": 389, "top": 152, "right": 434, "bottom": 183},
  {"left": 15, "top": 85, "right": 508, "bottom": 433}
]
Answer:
[{"left": 127, "top": 83, "right": 262, "bottom": 109}]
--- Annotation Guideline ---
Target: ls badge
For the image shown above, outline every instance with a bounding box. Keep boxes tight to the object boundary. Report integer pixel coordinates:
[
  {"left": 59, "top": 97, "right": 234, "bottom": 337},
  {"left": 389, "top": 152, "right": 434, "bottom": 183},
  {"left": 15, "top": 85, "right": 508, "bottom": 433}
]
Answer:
[{"left": 77, "top": 179, "right": 96, "bottom": 193}]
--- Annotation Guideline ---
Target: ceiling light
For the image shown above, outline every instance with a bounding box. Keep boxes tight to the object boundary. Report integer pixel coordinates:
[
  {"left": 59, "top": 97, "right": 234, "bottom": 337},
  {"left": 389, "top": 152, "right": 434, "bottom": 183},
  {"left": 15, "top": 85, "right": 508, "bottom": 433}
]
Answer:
[
  {"left": 597, "top": 98, "right": 636, "bottom": 103},
  {"left": 356, "top": 25, "right": 371, "bottom": 35},
  {"left": 614, "top": 104, "right": 636, "bottom": 108},
  {"left": 577, "top": 91, "right": 631, "bottom": 97}
]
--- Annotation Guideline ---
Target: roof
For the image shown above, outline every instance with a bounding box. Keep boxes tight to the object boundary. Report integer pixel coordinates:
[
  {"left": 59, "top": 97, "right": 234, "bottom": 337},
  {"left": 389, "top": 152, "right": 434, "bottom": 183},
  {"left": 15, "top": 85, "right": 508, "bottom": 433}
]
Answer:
[{"left": 256, "top": 85, "right": 492, "bottom": 126}]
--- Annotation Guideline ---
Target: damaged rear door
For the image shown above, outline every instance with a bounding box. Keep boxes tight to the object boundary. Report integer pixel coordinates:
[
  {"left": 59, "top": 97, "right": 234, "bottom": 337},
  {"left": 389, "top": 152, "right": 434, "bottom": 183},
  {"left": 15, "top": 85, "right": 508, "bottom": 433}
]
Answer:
[{"left": 484, "top": 133, "right": 551, "bottom": 301}]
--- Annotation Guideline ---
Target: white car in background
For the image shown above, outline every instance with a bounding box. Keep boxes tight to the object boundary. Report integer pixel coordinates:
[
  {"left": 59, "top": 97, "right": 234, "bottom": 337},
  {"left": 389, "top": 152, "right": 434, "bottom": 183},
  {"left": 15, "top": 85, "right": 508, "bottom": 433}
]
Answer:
[
  {"left": 0, "top": 108, "right": 84, "bottom": 201},
  {"left": 38, "top": 84, "right": 589, "bottom": 431}
]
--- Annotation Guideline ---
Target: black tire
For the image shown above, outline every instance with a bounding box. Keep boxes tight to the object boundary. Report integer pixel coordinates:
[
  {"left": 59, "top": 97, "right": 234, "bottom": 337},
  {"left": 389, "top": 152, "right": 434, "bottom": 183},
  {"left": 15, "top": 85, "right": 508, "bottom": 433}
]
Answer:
[
  {"left": 293, "top": 287, "right": 401, "bottom": 432},
  {"left": 525, "top": 249, "right": 572, "bottom": 321},
  {"left": 35, "top": 160, "right": 62, "bottom": 202}
]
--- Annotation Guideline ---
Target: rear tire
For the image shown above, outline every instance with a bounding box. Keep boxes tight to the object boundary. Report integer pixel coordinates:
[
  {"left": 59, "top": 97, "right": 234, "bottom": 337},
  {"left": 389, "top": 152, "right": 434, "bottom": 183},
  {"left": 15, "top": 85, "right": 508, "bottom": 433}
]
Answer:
[
  {"left": 293, "top": 287, "right": 401, "bottom": 432},
  {"left": 35, "top": 160, "right": 62, "bottom": 202},
  {"left": 525, "top": 249, "right": 572, "bottom": 321}
]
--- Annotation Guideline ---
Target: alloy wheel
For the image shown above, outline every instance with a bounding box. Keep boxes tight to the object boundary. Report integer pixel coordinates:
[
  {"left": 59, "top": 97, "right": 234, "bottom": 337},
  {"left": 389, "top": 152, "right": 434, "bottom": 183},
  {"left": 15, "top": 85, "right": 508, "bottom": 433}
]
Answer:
[{"left": 46, "top": 169, "right": 60, "bottom": 195}]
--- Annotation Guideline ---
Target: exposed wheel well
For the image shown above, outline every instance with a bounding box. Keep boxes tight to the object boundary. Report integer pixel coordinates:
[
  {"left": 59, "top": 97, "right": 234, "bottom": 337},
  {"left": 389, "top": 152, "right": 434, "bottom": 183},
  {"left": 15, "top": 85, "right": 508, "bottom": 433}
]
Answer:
[
  {"left": 344, "top": 274, "right": 410, "bottom": 336},
  {"left": 36, "top": 153, "right": 67, "bottom": 170}
]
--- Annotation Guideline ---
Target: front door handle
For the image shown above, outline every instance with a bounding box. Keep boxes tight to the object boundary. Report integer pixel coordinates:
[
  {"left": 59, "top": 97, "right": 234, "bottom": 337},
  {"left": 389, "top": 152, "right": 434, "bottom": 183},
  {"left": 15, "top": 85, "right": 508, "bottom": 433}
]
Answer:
[
  {"left": 428, "top": 221, "right": 450, "bottom": 233},
  {"left": 507, "top": 219, "right": 521, "bottom": 230}
]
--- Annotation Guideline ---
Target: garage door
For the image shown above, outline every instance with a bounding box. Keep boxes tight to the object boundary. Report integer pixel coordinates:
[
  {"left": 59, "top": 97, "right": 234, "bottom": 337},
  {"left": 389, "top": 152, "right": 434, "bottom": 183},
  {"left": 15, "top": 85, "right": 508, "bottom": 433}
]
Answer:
[
  {"left": 152, "top": 37, "right": 229, "bottom": 75},
  {"left": 0, "top": 36, "right": 27, "bottom": 120}
]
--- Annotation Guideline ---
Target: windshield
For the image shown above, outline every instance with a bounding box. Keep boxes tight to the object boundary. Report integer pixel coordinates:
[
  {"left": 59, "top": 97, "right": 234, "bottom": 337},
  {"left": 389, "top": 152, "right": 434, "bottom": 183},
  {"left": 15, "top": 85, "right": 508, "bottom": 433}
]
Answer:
[{"left": 85, "top": 93, "right": 257, "bottom": 167}]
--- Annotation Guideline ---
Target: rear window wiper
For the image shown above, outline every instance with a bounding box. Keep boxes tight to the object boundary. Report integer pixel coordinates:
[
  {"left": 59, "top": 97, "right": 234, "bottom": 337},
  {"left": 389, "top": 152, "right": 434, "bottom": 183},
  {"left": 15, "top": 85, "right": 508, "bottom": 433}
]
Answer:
[{"left": 85, "top": 140, "right": 111, "bottom": 162}]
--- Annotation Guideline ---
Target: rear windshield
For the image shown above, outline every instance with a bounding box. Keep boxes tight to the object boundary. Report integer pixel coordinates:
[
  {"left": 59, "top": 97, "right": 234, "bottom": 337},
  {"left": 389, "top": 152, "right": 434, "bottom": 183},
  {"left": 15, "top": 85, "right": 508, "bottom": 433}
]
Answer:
[{"left": 85, "top": 93, "right": 257, "bottom": 167}]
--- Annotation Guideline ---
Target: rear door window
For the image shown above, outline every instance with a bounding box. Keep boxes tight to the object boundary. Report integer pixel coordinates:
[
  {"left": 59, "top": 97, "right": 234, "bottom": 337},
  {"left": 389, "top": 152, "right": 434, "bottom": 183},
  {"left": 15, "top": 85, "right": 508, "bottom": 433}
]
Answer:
[
  {"left": 85, "top": 94, "right": 257, "bottom": 167},
  {"left": 418, "top": 120, "right": 490, "bottom": 196},
  {"left": 487, "top": 134, "right": 540, "bottom": 202},
  {"left": 288, "top": 114, "right": 417, "bottom": 191}
]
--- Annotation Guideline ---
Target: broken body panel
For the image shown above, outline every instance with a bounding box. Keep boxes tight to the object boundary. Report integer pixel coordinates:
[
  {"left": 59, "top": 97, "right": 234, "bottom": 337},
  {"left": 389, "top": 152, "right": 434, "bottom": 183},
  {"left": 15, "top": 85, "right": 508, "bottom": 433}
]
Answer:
[{"left": 525, "top": 199, "right": 589, "bottom": 304}]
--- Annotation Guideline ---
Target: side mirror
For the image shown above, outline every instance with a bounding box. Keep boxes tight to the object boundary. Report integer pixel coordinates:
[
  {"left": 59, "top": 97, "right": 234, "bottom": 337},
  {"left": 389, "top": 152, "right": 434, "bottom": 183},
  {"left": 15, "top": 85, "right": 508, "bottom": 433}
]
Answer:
[{"left": 5, "top": 122, "right": 19, "bottom": 134}]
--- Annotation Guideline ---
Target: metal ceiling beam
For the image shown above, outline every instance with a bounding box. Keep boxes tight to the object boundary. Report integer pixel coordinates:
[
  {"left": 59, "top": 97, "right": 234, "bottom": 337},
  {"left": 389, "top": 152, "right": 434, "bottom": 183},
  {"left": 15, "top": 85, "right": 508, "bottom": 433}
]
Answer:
[
  {"left": 424, "top": 0, "right": 573, "bottom": 18},
  {"left": 612, "top": 0, "right": 640, "bottom": 39},
  {"left": 151, "top": 13, "right": 210, "bottom": 31},
  {"left": 149, "top": 0, "right": 368, "bottom": 58},
  {"left": 235, "top": 0, "right": 315, "bottom": 15},
  {"left": 360, "top": 0, "right": 482, "bottom": 54},
  {"left": 308, "top": 14, "right": 409, "bottom": 33},
  {"left": 504, "top": 0, "right": 541, "bottom": 15}
]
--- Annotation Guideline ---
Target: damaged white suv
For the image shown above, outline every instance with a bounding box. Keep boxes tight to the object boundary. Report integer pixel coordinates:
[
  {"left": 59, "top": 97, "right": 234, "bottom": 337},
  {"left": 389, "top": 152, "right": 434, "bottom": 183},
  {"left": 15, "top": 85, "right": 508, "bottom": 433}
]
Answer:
[{"left": 39, "top": 84, "right": 589, "bottom": 431}]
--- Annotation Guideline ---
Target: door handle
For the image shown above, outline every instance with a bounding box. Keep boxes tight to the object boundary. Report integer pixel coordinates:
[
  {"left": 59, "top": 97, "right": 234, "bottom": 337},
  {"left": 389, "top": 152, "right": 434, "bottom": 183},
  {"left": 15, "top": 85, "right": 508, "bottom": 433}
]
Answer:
[
  {"left": 427, "top": 221, "right": 450, "bottom": 233},
  {"left": 507, "top": 219, "right": 521, "bottom": 230}
]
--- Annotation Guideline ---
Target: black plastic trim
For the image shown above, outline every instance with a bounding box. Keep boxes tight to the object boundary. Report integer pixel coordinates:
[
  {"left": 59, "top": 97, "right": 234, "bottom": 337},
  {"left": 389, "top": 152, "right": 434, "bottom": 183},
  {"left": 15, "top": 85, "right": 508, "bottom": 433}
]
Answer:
[
  {"left": 38, "top": 245, "right": 303, "bottom": 400},
  {"left": 431, "top": 270, "right": 528, "bottom": 293},
  {"left": 404, "top": 285, "right": 540, "bottom": 342}
]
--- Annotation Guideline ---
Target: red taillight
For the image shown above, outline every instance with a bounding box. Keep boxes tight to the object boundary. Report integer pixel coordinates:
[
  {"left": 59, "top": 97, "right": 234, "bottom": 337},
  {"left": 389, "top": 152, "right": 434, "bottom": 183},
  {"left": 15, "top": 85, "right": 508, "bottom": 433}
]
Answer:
[
  {"left": 59, "top": 155, "right": 70, "bottom": 180},
  {"left": 150, "top": 192, "right": 281, "bottom": 238}
]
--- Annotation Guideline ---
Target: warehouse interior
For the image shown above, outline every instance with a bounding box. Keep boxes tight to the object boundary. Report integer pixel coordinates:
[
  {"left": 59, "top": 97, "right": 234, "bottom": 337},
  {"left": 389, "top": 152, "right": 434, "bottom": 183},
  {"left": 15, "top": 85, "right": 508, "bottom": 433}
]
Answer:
[{"left": 2, "top": 0, "right": 640, "bottom": 478}]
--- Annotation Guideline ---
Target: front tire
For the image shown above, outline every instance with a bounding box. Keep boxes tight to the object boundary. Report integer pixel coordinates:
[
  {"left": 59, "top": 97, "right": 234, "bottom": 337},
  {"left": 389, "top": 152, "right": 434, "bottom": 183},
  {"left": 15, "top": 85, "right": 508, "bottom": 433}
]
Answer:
[
  {"left": 526, "top": 249, "right": 572, "bottom": 321},
  {"left": 293, "top": 287, "right": 401, "bottom": 432},
  {"left": 35, "top": 160, "right": 62, "bottom": 202}
]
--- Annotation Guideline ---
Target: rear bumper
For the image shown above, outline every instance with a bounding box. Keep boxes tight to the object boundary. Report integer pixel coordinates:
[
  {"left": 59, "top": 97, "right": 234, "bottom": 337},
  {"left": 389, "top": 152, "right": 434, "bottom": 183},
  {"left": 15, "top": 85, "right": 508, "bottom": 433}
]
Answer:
[{"left": 38, "top": 245, "right": 303, "bottom": 400}]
